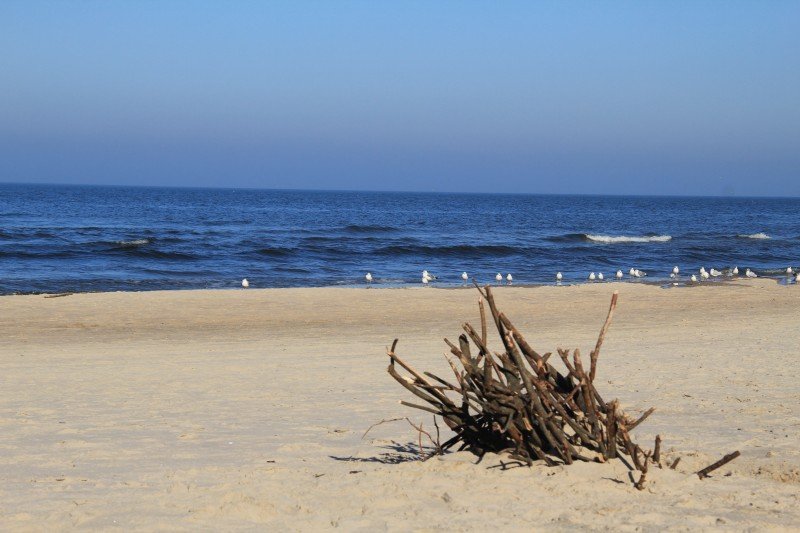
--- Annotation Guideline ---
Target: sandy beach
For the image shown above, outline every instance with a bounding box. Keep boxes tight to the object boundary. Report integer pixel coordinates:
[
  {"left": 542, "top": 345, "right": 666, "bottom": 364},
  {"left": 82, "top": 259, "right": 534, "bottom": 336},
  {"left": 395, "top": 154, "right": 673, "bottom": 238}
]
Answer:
[{"left": 2, "top": 279, "right": 799, "bottom": 530}]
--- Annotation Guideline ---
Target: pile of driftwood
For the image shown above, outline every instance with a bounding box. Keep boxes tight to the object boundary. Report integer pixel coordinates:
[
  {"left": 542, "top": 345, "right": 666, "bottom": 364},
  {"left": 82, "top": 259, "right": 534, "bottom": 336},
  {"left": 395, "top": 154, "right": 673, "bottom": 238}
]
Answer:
[{"left": 386, "top": 285, "right": 738, "bottom": 488}]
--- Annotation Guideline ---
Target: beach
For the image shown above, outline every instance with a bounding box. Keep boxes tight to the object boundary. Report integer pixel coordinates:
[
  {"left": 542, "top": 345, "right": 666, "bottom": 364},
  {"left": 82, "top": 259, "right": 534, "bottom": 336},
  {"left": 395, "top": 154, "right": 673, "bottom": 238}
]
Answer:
[{"left": 2, "top": 279, "right": 799, "bottom": 530}]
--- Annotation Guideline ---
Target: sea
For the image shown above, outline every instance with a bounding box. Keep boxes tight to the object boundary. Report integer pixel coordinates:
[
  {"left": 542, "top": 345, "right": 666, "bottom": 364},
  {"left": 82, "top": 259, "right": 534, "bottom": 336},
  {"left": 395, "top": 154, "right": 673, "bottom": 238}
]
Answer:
[{"left": 1, "top": 183, "right": 799, "bottom": 295}]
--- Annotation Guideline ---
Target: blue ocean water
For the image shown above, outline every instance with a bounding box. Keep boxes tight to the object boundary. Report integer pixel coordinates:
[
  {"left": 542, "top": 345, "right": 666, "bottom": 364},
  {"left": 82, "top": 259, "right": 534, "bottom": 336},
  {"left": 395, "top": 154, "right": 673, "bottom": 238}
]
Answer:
[{"left": 1, "top": 183, "right": 799, "bottom": 294}]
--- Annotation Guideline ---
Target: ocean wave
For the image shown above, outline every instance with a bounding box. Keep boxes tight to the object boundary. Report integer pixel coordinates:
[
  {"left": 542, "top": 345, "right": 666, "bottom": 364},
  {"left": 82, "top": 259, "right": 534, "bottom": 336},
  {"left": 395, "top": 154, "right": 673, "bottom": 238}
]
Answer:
[
  {"left": 115, "top": 238, "right": 151, "bottom": 247},
  {"left": 343, "top": 224, "right": 399, "bottom": 233},
  {"left": 375, "top": 244, "right": 521, "bottom": 258},
  {"left": 0, "top": 249, "right": 76, "bottom": 259},
  {"left": 546, "top": 233, "right": 672, "bottom": 244},
  {"left": 738, "top": 233, "right": 770, "bottom": 240},
  {"left": 302, "top": 235, "right": 385, "bottom": 244},
  {"left": 254, "top": 246, "right": 297, "bottom": 257},
  {"left": 585, "top": 234, "right": 672, "bottom": 244}
]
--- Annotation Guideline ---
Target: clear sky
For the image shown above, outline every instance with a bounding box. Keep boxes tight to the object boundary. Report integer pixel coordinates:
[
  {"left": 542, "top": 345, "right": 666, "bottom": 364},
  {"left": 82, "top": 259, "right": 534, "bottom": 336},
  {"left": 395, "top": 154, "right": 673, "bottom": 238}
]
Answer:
[{"left": 1, "top": 1, "right": 798, "bottom": 196}]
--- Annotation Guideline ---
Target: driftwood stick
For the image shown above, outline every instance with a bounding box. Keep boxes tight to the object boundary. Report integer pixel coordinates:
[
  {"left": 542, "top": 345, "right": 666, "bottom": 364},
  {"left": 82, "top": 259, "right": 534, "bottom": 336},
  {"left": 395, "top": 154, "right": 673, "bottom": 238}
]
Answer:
[
  {"left": 388, "top": 352, "right": 458, "bottom": 408},
  {"left": 423, "top": 371, "right": 462, "bottom": 393},
  {"left": 634, "top": 450, "right": 650, "bottom": 490},
  {"left": 605, "top": 400, "right": 619, "bottom": 459},
  {"left": 627, "top": 407, "right": 656, "bottom": 431},
  {"left": 500, "top": 313, "right": 544, "bottom": 364},
  {"left": 653, "top": 435, "right": 662, "bottom": 466},
  {"left": 478, "top": 299, "right": 488, "bottom": 349},
  {"left": 590, "top": 291, "right": 618, "bottom": 383},
  {"left": 400, "top": 400, "right": 443, "bottom": 415},
  {"left": 696, "top": 451, "right": 740, "bottom": 479}
]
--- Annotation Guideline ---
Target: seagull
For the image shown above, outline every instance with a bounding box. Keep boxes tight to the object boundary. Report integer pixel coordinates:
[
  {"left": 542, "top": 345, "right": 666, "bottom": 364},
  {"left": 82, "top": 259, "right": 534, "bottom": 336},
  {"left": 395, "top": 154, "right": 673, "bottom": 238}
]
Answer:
[
  {"left": 700, "top": 269, "right": 710, "bottom": 280},
  {"left": 598, "top": 272, "right": 604, "bottom": 281},
  {"left": 241, "top": 278, "right": 249, "bottom": 288},
  {"left": 746, "top": 268, "right": 757, "bottom": 278},
  {"left": 589, "top": 272, "right": 596, "bottom": 281},
  {"left": 710, "top": 268, "right": 722, "bottom": 277},
  {"left": 495, "top": 273, "right": 503, "bottom": 283},
  {"left": 365, "top": 272, "right": 373, "bottom": 283},
  {"left": 629, "top": 268, "right": 636, "bottom": 277},
  {"left": 616, "top": 270, "right": 623, "bottom": 279},
  {"left": 672, "top": 266, "right": 680, "bottom": 276},
  {"left": 556, "top": 272, "right": 563, "bottom": 282},
  {"left": 422, "top": 275, "right": 429, "bottom": 285},
  {"left": 506, "top": 273, "right": 513, "bottom": 283},
  {"left": 461, "top": 271, "right": 469, "bottom": 282},
  {"left": 422, "top": 270, "right": 436, "bottom": 282},
  {"left": 787, "top": 267, "right": 794, "bottom": 275},
  {"left": 633, "top": 269, "right": 646, "bottom": 278},
  {"left": 690, "top": 274, "right": 698, "bottom": 282},
  {"left": 732, "top": 266, "right": 739, "bottom": 276}
]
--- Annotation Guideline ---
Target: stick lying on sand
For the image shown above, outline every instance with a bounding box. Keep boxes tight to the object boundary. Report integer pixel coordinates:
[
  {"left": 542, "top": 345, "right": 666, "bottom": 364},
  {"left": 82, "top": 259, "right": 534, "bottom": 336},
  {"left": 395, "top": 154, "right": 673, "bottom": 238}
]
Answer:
[{"left": 696, "top": 451, "right": 741, "bottom": 479}]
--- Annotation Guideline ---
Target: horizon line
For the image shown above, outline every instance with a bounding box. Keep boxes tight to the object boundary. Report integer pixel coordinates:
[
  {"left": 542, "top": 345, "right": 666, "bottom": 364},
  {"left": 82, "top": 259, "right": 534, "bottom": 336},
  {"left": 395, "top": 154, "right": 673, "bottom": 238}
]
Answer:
[{"left": 1, "top": 180, "right": 798, "bottom": 201}]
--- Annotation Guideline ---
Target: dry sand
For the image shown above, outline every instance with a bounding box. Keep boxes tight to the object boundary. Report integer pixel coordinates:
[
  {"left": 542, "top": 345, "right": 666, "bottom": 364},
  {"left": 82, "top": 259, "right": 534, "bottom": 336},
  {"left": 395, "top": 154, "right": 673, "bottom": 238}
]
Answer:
[{"left": 1, "top": 279, "right": 800, "bottom": 530}]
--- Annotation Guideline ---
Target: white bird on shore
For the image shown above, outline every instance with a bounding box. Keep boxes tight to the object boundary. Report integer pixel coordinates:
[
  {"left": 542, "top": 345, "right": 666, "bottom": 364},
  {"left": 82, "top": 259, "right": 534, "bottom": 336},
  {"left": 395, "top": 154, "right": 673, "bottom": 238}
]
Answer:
[
  {"left": 700, "top": 268, "right": 709, "bottom": 281},
  {"left": 556, "top": 272, "right": 563, "bottom": 282},
  {"left": 690, "top": 274, "right": 698, "bottom": 283},
  {"left": 422, "top": 270, "right": 436, "bottom": 282},
  {"left": 461, "top": 271, "right": 469, "bottom": 282},
  {"left": 710, "top": 268, "right": 722, "bottom": 277},
  {"left": 795, "top": 272, "right": 800, "bottom": 283},
  {"left": 732, "top": 266, "right": 739, "bottom": 276},
  {"left": 421, "top": 275, "right": 429, "bottom": 285},
  {"left": 495, "top": 273, "right": 502, "bottom": 283},
  {"left": 241, "top": 278, "right": 249, "bottom": 288},
  {"left": 598, "top": 272, "right": 604, "bottom": 281},
  {"left": 365, "top": 272, "right": 373, "bottom": 283},
  {"left": 506, "top": 273, "right": 513, "bottom": 283},
  {"left": 787, "top": 267, "right": 794, "bottom": 275},
  {"left": 629, "top": 268, "right": 636, "bottom": 277},
  {"left": 589, "top": 272, "right": 596, "bottom": 281},
  {"left": 616, "top": 270, "right": 623, "bottom": 279},
  {"left": 672, "top": 266, "right": 680, "bottom": 276},
  {"left": 634, "top": 269, "right": 646, "bottom": 278},
  {"left": 746, "top": 268, "right": 757, "bottom": 278}
]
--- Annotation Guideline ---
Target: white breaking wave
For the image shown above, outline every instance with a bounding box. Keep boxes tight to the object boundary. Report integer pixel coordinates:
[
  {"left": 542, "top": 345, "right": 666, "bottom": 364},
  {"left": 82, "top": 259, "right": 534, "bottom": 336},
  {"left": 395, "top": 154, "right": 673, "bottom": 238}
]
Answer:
[
  {"left": 116, "top": 239, "right": 150, "bottom": 246},
  {"left": 585, "top": 234, "right": 672, "bottom": 244},
  {"left": 738, "top": 232, "right": 770, "bottom": 240}
]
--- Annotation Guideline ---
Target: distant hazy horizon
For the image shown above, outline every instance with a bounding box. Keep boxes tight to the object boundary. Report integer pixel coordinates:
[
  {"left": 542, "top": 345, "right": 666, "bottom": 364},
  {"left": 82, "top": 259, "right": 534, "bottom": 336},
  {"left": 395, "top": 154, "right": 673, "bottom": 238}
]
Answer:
[
  {"left": 1, "top": 2, "right": 798, "bottom": 196},
  {"left": 2, "top": 180, "right": 799, "bottom": 200}
]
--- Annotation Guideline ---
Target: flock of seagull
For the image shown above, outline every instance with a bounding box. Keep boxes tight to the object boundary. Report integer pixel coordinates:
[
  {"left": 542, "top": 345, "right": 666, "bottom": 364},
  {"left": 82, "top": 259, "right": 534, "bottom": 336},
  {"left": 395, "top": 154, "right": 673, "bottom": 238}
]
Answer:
[
  {"left": 358, "top": 265, "right": 800, "bottom": 287},
  {"left": 239, "top": 266, "right": 800, "bottom": 289}
]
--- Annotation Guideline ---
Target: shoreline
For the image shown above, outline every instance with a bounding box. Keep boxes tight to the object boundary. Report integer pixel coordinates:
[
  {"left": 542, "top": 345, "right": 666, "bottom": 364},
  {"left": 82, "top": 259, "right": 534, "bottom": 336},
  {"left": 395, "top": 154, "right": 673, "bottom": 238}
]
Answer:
[{"left": 2, "top": 274, "right": 793, "bottom": 299}]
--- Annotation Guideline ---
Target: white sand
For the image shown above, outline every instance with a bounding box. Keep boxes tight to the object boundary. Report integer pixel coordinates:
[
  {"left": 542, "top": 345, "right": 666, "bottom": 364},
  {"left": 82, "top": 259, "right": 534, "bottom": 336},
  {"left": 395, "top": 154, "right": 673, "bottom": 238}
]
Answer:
[{"left": 1, "top": 279, "right": 799, "bottom": 530}]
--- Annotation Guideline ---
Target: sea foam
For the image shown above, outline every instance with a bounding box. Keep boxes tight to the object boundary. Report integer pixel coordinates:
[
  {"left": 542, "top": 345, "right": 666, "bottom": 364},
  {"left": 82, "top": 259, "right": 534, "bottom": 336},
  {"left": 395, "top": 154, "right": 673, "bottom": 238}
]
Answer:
[
  {"left": 738, "top": 233, "right": 770, "bottom": 240},
  {"left": 585, "top": 234, "right": 672, "bottom": 244},
  {"left": 116, "top": 239, "right": 151, "bottom": 246}
]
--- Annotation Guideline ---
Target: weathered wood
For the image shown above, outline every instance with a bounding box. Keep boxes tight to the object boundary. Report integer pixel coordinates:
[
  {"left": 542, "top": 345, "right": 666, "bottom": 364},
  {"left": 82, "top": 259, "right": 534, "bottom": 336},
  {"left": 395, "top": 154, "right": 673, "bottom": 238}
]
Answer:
[
  {"left": 653, "top": 435, "right": 662, "bottom": 466},
  {"left": 696, "top": 451, "right": 740, "bottom": 479},
  {"left": 590, "top": 291, "right": 618, "bottom": 383},
  {"left": 386, "top": 287, "right": 675, "bottom": 487}
]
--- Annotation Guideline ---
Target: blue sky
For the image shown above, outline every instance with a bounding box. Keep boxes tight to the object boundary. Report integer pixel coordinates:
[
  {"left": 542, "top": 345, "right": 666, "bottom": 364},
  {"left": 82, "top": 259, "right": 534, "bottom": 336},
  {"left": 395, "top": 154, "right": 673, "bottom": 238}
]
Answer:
[{"left": 1, "top": 1, "right": 798, "bottom": 195}]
